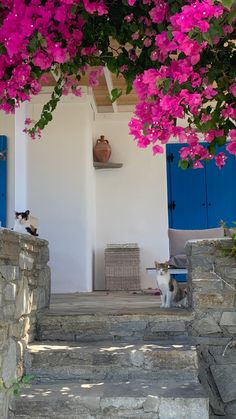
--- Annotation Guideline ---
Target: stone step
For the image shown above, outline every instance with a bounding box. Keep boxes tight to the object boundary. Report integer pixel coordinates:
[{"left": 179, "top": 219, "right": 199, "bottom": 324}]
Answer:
[
  {"left": 37, "top": 310, "right": 193, "bottom": 342},
  {"left": 26, "top": 340, "right": 198, "bottom": 381},
  {"left": 9, "top": 378, "right": 209, "bottom": 419}
]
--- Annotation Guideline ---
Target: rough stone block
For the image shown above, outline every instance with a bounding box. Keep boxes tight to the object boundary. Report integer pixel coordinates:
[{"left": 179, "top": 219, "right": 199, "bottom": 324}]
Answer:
[
  {"left": 15, "top": 278, "right": 33, "bottom": 319},
  {"left": 3, "top": 304, "right": 15, "bottom": 320},
  {"left": 0, "top": 324, "right": 8, "bottom": 348},
  {"left": 32, "top": 288, "right": 48, "bottom": 311},
  {"left": 191, "top": 315, "right": 222, "bottom": 336},
  {"left": 216, "top": 266, "right": 236, "bottom": 281},
  {"left": 2, "top": 338, "right": 17, "bottom": 388},
  {"left": 220, "top": 312, "right": 236, "bottom": 326},
  {"left": 0, "top": 266, "right": 19, "bottom": 282},
  {"left": 225, "top": 326, "right": 236, "bottom": 334},
  {"left": 225, "top": 400, "right": 236, "bottom": 416},
  {"left": 4, "top": 283, "right": 16, "bottom": 301},
  {"left": 143, "top": 395, "right": 160, "bottom": 412},
  {"left": 149, "top": 321, "right": 186, "bottom": 333},
  {"left": 210, "top": 364, "right": 236, "bottom": 403},
  {"left": 193, "top": 292, "right": 234, "bottom": 309},
  {"left": 9, "top": 317, "right": 30, "bottom": 339},
  {"left": 159, "top": 397, "right": 209, "bottom": 418},
  {"left": 100, "top": 397, "right": 145, "bottom": 410},
  {"left": 192, "top": 279, "right": 223, "bottom": 292},
  {"left": 19, "top": 252, "right": 34, "bottom": 270},
  {"left": 0, "top": 390, "right": 9, "bottom": 419},
  {"left": 191, "top": 256, "right": 215, "bottom": 271},
  {"left": 36, "top": 246, "right": 49, "bottom": 265},
  {"left": 0, "top": 239, "right": 19, "bottom": 262}
]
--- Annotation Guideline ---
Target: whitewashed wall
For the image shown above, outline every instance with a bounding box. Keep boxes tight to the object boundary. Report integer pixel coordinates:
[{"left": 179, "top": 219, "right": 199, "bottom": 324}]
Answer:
[
  {"left": 94, "top": 113, "right": 169, "bottom": 290},
  {"left": 1, "top": 91, "right": 170, "bottom": 292},
  {"left": 27, "top": 89, "right": 95, "bottom": 293}
]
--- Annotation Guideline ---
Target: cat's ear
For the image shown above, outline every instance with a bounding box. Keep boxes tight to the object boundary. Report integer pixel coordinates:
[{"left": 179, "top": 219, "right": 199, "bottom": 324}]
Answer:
[{"left": 25, "top": 210, "right": 30, "bottom": 216}]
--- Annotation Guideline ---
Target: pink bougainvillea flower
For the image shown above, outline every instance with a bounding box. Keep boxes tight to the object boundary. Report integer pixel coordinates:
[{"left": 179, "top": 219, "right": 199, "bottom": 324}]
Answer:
[
  {"left": 204, "top": 85, "right": 217, "bottom": 99},
  {"left": 153, "top": 144, "right": 164, "bottom": 154},
  {"left": 229, "top": 130, "right": 236, "bottom": 141},
  {"left": 193, "top": 160, "right": 204, "bottom": 169},
  {"left": 227, "top": 142, "right": 236, "bottom": 156},
  {"left": 230, "top": 83, "right": 236, "bottom": 97},
  {"left": 215, "top": 152, "right": 227, "bottom": 169}
]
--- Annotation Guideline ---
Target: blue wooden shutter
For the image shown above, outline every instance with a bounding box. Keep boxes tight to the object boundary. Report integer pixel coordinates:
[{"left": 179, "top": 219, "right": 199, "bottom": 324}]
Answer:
[
  {"left": 205, "top": 151, "right": 236, "bottom": 228},
  {"left": 166, "top": 143, "right": 236, "bottom": 229},
  {"left": 166, "top": 144, "right": 208, "bottom": 229},
  {"left": 0, "top": 136, "right": 7, "bottom": 227}
]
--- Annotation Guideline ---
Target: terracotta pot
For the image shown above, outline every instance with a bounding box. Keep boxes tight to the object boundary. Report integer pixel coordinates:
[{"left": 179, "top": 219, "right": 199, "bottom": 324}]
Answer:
[{"left": 93, "top": 135, "right": 111, "bottom": 163}]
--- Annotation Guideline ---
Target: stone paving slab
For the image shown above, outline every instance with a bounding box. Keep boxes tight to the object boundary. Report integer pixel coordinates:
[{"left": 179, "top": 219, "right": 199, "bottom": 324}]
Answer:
[
  {"left": 26, "top": 340, "right": 198, "bottom": 381},
  {"left": 10, "top": 379, "right": 209, "bottom": 419},
  {"left": 37, "top": 313, "right": 193, "bottom": 342},
  {"left": 37, "top": 295, "right": 193, "bottom": 342},
  {"left": 47, "top": 293, "right": 191, "bottom": 316}
]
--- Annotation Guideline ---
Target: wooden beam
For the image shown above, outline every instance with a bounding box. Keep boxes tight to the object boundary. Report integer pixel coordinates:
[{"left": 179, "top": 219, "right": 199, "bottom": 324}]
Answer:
[{"left": 103, "top": 67, "right": 118, "bottom": 113}]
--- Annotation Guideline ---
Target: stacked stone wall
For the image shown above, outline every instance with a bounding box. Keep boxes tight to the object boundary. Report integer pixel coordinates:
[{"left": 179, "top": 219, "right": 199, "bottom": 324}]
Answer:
[
  {"left": 0, "top": 230, "right": 50, "bottom": 419},
  {"left": 186, "top": 238, "right": 236, "bottom": 418}
]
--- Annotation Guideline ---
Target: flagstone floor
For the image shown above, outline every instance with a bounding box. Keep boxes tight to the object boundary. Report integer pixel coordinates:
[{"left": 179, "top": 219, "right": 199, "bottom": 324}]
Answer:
[{"left": 48, "top": 292, "right": 189, "bottom": 316}]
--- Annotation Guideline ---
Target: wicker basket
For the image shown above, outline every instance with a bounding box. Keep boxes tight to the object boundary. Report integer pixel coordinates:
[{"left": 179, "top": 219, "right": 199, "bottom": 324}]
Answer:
[{"left": 105, "top": 243, "right": 140, "bottom": 290}]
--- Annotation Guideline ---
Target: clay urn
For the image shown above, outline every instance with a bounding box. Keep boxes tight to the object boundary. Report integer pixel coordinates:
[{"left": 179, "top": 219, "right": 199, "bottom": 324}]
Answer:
[{"left": 93, "top": 135, "right": 111, "bottom": 163}]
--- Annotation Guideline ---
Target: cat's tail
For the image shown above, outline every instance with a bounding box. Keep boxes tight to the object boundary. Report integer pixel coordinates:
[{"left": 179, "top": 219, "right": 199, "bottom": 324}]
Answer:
[
  {"left": 26, "top": 226, "right": 39, "bottom": 236},
  {"left": 169, "top": 279, "right": 174, "bottom": 292}
]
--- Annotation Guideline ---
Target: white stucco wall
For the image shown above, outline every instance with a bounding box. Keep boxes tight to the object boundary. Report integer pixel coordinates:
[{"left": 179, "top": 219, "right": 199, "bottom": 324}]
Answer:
[
  {"left": 15, "top": 105, "right": 28, "bottom": 212},
  {"left": 94, "top": 113, "right": 169, "bottom": 290},
  {"left": 27, "top": 89, "right": 95, "bottom": 293},
  {"left": 1, "top": 91, "right": 169, "bottom": 292}
]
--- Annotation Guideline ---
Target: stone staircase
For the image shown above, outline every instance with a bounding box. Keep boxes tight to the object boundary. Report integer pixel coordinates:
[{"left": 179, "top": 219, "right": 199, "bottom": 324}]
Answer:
[{"left": 9, "top": 308, "right": 209, "bottom": 418}]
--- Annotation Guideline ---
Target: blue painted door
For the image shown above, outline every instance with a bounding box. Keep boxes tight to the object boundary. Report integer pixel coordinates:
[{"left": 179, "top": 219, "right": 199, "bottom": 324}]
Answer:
[
  {"left": 0, "top": 136, "right": 7, "bottom": 227},
  {"left": 167, "top": 143, "right": 236, "bottom": 229},
  {"left": 167, "top": 144, "right": 208, "bottom": 229},
  {"left": 206, "top": 154, "right": 236, "bottom": 228}
]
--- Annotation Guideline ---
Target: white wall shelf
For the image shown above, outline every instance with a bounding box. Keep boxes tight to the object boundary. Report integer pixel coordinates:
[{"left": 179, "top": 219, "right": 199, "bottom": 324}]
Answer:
[{"left": 93, "top": 162, "right": 123, "bottom": 169}]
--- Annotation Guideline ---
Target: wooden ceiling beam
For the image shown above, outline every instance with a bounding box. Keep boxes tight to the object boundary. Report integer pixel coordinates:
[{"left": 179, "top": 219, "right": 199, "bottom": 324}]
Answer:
[{"left": 103, "top": 67, "right": 118, "bottom": 113}]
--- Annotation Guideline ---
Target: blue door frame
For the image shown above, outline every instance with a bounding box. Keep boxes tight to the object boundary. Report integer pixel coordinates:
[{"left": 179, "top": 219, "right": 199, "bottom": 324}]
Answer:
[{"left": 0, "top": 136, "right": 7, "bottom": 227}]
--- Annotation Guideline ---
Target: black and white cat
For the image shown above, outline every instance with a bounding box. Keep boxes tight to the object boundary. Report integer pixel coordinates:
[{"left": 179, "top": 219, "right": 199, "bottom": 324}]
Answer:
[
  {"left": 14, "top": 210, "right": 38, "bottom": 236},
  {"left": 155, "top": 261, "right": 187, "bottom": 308}
]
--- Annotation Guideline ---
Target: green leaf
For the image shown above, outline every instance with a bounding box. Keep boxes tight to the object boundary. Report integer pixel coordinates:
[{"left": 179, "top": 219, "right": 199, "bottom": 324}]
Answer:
[
  {"left": 21, "top": 375, "right": 34, "bottom": 385},
  {"left": 201, "top": 119, "right": 216, "bottom": 132},
  {"left": 162, "top": 78, "right": 172, "bottom": 95},
  {"left": 216, "top": 136, "right": 226, "bottom": 146},
  {"left": 202, "top": 31, "right": 213, "bottom": 47},
  {"left": 228, "top": 4, "right": 236, "bottom": 23},
  {"left": 178, "top": 160, "right": 189, "bottom": 170},
  {"left": 208, "top": 143, "right": 216, "bottom": 155},
  {"left": 218, "top": 0, "right": 235, "bottom": 9},
  {"left": 166, "top": 31, "right": 173, "bottom": 41},
  {"left": 0, "top": 44, "right": 6, "bottom": 55},
  {"left": 111, "top": 88, "right": 122, "bottom": 103},
  {"left": 126, "top": 83, "right": 133, "bottom": 95}
]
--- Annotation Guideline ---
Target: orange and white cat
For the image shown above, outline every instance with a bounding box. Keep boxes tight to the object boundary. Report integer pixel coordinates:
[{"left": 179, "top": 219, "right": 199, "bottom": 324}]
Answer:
[{"left": 155, "top": 261, "right": 187, "bottom": 308}]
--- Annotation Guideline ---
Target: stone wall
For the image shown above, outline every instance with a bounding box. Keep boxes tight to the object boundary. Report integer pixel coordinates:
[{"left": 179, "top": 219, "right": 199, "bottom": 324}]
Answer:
[
  {"left": 186, "top": 238, "right": 236, "bottom": 418},
  {"left": 0, "top": 230, "right": 50, "bottom": 419}
]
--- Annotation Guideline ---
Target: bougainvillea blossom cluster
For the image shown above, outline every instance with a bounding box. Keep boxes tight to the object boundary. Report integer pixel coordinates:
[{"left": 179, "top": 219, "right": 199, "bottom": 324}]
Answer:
[
  {"left": 129, "top": 0, "right": 236, "bottom": 169},
  {"left": 0, "top": 0, "right": 235, "bottom": 169}
]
